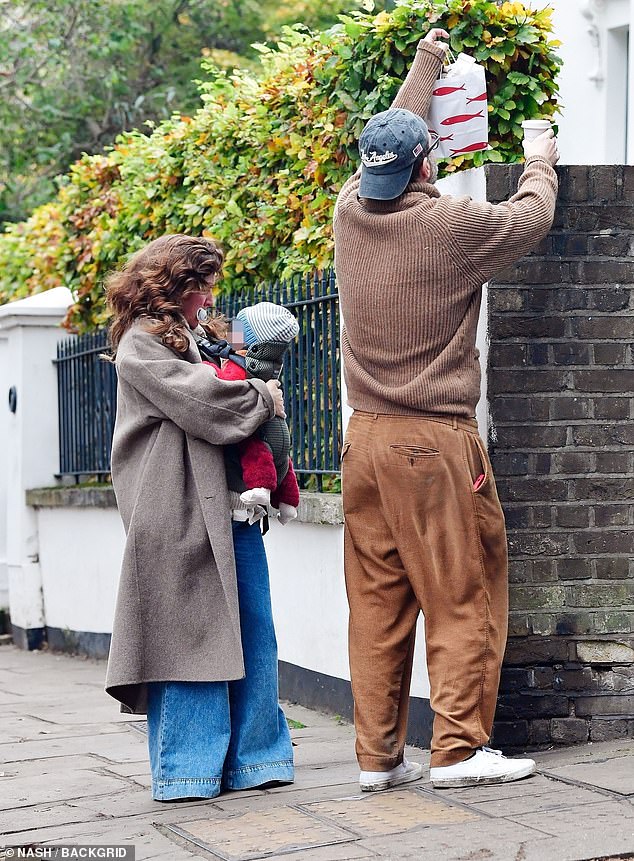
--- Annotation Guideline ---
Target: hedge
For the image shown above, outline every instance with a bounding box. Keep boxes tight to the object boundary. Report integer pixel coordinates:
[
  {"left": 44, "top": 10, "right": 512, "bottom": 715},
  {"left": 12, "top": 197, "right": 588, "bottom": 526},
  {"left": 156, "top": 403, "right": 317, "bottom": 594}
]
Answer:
[{"left": 0, "top": 0, "right": 561, "bottom": 332}]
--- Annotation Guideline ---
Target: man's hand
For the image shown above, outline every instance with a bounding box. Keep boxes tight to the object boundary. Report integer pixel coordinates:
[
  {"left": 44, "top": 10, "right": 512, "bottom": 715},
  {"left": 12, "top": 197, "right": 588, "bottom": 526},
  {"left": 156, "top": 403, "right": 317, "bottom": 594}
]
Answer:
[
  {"left": 524, "top": 128, "right": 559, "bottom": 167},
  {"left": 266, "top": 379, "right": 286, "bottom": 418},
  {"left": 423, "top": 28, "right": 450, "bottom": 52}
]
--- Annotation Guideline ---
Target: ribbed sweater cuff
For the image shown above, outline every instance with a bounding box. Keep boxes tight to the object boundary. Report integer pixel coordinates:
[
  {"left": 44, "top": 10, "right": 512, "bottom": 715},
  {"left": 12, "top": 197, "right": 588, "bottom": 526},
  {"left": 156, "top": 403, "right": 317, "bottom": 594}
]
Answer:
[
  {"left": 416, "top": 40, "right": 447, "bottom": 62},
  {"left": 524, "top": 154, "right": 555, "bottom": 170}
]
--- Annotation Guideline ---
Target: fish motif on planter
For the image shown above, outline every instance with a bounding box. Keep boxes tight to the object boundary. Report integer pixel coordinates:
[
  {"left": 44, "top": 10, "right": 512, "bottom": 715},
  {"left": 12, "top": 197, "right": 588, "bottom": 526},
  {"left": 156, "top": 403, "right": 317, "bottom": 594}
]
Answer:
[
  {"left": 450, "top": 142, "right": 488, "bottom": 154},
  {"left": 441, "top": 111, "right": 485, "bottom": 126},
  {"left": 432, "top": 84, "right": 467, "bottom": 96}
]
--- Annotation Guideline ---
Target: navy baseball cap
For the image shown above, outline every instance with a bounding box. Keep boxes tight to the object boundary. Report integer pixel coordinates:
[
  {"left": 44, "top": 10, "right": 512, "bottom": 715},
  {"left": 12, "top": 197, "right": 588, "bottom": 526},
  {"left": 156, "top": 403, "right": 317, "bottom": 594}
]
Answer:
[{"left": 359, "top": 108, "right": 432, "bottom": 200}]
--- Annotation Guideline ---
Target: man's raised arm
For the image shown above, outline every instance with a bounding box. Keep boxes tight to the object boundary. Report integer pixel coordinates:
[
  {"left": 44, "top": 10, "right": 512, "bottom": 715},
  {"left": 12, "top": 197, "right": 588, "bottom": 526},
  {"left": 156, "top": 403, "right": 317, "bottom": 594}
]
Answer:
[{"left": 391, "top": 28, "right": 449, "bottom": 118}]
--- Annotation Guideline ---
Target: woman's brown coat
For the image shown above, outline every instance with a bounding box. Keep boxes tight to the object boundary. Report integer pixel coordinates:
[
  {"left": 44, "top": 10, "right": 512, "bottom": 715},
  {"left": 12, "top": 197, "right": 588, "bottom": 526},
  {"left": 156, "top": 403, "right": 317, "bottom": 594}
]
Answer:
[{"left": 105, "top": 320, "right": 274, "bottom": 713}]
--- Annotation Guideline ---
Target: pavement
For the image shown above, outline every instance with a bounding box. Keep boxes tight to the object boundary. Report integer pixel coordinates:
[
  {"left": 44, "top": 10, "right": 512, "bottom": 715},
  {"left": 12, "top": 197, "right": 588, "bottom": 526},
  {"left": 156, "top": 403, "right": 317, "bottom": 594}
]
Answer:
[{"left": 1, "top": 646, "right": 633, "bottom": 861}]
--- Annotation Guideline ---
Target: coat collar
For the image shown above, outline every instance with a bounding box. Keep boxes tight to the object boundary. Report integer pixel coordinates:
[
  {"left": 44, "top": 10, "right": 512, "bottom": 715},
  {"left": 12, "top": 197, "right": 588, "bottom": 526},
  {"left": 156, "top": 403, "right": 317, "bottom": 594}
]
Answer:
[
  {"left": 129, "top": 316, "right": 202, "bottom": 363},
  {"left": 183, "top": 325, "right": 203, "bottom": 364}
]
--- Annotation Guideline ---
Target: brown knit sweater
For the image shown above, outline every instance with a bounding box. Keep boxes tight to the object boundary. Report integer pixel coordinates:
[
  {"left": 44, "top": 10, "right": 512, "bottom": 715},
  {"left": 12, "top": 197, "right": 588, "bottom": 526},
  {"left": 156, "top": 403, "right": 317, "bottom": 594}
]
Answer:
[{"left": 333, "top": 40, "right": 559, "bottom": 418}]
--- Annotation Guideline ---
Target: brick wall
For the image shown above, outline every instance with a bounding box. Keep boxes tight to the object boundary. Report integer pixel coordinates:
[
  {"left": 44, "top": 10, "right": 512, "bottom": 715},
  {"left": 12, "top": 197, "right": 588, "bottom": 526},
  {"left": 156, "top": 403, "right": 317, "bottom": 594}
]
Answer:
[{"left": 486, "top": 164, "right": 634, "bottom": 748}]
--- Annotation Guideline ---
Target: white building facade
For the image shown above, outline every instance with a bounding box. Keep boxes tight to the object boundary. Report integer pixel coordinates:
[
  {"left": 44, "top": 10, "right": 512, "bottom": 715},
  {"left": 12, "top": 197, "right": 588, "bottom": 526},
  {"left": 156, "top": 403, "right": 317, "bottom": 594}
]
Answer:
[{"left": 553, "top": 0, "right": 633, "bottom": 165}]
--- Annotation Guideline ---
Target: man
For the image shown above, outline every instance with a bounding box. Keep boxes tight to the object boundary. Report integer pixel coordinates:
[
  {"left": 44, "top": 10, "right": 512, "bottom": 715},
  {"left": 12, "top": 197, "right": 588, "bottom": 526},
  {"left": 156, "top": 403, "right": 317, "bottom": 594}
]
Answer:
[{"left": 333, "top": 27, "right": 558, "bottom": 791}]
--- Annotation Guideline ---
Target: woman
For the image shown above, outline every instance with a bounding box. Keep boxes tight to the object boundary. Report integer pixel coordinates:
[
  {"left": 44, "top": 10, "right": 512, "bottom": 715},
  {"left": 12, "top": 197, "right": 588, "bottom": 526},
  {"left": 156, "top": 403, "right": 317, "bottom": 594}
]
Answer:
[{"left": 104, "top": 234, "right": 294, "bottom": 801}]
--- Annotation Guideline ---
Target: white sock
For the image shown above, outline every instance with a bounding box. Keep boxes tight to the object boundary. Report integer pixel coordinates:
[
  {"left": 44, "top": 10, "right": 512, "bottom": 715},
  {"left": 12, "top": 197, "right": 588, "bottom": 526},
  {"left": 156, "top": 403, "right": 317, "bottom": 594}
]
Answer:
[
  {"left": 240, "top": 487, "right": 271, "bottom": 506},
  {"left": 277, "top": 503, "right": 298, "bottom": 525}
]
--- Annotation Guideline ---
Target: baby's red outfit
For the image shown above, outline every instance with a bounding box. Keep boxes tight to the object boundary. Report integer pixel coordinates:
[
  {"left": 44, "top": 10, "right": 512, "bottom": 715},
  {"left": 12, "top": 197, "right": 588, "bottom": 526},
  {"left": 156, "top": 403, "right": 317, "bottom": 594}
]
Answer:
[{"left": 211, "top": 358, "right": 300, "bottom": 510}]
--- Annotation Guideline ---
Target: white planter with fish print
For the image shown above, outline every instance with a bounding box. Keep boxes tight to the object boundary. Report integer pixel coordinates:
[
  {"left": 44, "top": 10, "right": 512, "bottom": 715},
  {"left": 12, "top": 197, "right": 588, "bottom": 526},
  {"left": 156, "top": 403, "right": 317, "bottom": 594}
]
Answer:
[{"left": 426, "top": 53, "right": 489, "bottom": 160}]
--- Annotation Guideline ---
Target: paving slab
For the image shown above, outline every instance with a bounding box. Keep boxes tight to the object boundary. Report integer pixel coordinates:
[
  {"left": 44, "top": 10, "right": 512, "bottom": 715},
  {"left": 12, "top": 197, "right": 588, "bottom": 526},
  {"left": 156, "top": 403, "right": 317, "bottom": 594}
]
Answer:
[
  {"left": 510, "top": 809, "right": 634, "bottom": 861},
  {"left": 1, "top": 753, "right": 113, "bottom": 781},
  {"left": 532, "top": 739, "right": 634, "bottom": 768},
  {"left": 98, "top": 764, "right": 153, "bottom": 790},
  {"left": 541, "top": 755, "right": 634, "bottom": 796},
  {"left": 364, "top": 826, "right": 634, "bottom": 861},
  {"left": 460, "top": 784, "right": 608, "bottom": 817},
  {"left": 258, "top": 845, "right": 374, "bottom": 861},
  {"left": 436, "top": 771, "right": 569, "bottom": 803},
  {"left": 23, "top": 699, "right": 132, "bottom": 726},
  {"left": 71, "top": 787, "right": 180, "bottom": 819},
  {"left": 259, "top": 761, "right": 361, "bottom": 794},
  {"left": 287, "top": 742, "right": 355, "bottom": 769},
  {"left": 356, "top": 816, "right": 552, "bottom": 860},
  {"left": 0, "top": 728, "right": 146, "bottom": 765},
  {"left": 282, "top": 706, "right": 342, "bottom": 729},
  {"left": 1, "top": 714, "right": 130, "bottom": 742},
  {"left": 1, "top": 768, "right": 132, "bottom": 810},
  {"left": 509, "top": 797, "right": 634, "bottom": 838},
  {"left": 2, "top": 801, "right": 108, "bottom": 837},
  {"left": 8, "top": 816, "right": 201, "bottom": 860},
  {"left": 211, "top": 783, "right": 365, "bottom": 814}
]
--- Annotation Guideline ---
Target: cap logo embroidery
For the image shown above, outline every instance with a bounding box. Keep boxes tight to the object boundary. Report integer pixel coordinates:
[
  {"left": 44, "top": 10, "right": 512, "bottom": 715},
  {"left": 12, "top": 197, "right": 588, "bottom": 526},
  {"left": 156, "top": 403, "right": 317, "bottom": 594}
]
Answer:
[
  {"left": 360, "top": 148, "right": 398, "bottom": 167},
  {"left": 412, "top": 143, "right": 423, "bottom": 157}
]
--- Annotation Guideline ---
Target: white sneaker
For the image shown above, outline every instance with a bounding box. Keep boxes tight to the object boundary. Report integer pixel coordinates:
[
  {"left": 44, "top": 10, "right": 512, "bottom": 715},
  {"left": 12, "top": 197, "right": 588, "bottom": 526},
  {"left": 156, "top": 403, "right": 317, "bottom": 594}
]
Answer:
[
  {"left": 430, "top": 746, "right": 536, "bottom": 788},
  {"left": 359, "top": 757, "right": 423, "bottom": 792}
]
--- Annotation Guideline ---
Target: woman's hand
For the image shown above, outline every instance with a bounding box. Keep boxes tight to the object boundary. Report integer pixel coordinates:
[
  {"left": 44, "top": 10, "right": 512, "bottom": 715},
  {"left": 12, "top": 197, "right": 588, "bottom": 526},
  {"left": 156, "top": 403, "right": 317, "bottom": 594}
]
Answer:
[
  {"left": 424, "top": 28, "right": 450, "bottom": 52},
  {"left": 266, "top": 379, "right": 286, "bottom": 419}
]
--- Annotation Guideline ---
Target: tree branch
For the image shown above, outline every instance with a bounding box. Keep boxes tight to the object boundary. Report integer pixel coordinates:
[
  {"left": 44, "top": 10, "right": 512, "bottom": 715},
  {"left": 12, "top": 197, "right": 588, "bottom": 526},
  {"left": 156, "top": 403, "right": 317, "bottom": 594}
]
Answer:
[{"left": 0, "top": 1, "right": 82, "bottom": 91}]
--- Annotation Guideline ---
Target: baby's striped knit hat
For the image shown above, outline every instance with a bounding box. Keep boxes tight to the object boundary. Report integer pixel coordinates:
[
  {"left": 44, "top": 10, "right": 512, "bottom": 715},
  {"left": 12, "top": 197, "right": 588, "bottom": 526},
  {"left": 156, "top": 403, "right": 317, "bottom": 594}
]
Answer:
[{"left": 236, "top": 302, "right": 299, "bottom": 347}]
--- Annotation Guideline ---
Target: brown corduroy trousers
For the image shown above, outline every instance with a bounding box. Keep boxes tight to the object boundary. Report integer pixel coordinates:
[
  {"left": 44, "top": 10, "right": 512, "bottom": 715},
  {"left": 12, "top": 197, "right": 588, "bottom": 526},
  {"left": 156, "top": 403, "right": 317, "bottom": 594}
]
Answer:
[{"left": 342, "top": 412, "right": 509, "bottom": 769}]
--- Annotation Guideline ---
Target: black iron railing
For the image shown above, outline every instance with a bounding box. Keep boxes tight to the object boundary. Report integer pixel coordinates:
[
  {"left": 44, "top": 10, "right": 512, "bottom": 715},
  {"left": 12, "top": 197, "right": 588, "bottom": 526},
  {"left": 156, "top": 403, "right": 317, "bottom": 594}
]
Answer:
[
  {"left": 55, "top": 270, "right": 342, "bottom": 489},
  {"left": 55, "top": 330, "right": 117, "bottom": 480}
]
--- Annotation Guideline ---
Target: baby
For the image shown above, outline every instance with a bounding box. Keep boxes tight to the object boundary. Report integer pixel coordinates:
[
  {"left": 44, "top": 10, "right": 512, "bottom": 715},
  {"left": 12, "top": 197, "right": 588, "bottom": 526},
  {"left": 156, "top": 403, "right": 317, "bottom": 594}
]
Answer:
[{"left": 197, "top": 301, "right": 301, "bottom": 525}]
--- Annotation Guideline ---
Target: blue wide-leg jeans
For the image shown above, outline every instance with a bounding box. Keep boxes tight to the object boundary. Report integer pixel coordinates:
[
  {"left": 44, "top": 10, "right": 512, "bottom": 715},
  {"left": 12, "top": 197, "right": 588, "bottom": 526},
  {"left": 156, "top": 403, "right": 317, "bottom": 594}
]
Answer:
[{"left": 147, "top": 521, "right": 294, "bottom": 800}]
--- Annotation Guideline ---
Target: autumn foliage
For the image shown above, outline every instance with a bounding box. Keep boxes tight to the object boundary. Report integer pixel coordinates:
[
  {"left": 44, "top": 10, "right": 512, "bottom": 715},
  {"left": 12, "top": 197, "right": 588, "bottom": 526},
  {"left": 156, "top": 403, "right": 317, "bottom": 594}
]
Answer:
[{"left": 0, "top": 0, "right": 561, "bottom": 332}]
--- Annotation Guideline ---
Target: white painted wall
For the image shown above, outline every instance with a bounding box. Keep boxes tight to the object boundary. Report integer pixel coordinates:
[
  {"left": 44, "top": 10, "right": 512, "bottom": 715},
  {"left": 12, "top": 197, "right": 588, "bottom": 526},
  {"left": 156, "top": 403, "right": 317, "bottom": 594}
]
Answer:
[
  {"left": 265, "top": 520, "right": 347, "bottom": 679},
  {"left": 627, "top": 2, "right": 634, "bottom": 162},
  {"left": 552, "top": 0, "right": 632, "bottom": 165},
  {"left": 0, "top": 330, "right": 9, "bottom": 610},
  {"left": 37, "top": 507, "right": 125, "bottom": 634}
]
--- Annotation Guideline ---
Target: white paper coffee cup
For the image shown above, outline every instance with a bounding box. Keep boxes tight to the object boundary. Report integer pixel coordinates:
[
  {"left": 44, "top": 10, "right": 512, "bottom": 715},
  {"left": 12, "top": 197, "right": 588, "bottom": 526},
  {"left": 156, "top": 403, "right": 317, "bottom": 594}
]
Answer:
[{"left": 522, "top": 119, "right": 552, "bottom": 143}]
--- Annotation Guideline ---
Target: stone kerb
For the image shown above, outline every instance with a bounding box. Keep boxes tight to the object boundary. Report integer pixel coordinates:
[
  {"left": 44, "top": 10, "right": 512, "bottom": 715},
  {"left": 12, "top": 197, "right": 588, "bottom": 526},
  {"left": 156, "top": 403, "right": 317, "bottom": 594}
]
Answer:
[{"left": 486, "top": 164, "right": 634, "bottom": 748}]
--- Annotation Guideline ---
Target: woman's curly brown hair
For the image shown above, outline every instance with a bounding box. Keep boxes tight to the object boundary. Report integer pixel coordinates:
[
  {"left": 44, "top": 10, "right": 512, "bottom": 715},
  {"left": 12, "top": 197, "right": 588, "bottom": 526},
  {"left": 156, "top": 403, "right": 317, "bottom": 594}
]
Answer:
[{"left": 106, "top": 234, "right": 227, "bottom": 356}]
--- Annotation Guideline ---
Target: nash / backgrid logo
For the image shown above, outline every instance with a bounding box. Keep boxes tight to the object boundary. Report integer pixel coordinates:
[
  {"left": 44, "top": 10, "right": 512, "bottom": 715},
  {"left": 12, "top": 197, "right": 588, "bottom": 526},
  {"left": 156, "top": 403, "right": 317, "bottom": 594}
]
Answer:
[{"left": 2, "top": 847, "right": 134, "bottom": 859}]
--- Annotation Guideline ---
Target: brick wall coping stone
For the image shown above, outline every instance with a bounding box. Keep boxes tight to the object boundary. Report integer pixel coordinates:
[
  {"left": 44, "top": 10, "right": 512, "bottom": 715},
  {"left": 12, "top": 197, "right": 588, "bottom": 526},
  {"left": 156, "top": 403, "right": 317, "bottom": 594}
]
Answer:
[{"left": 26, "top": 486, "right": 344, "bottom": 525}]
